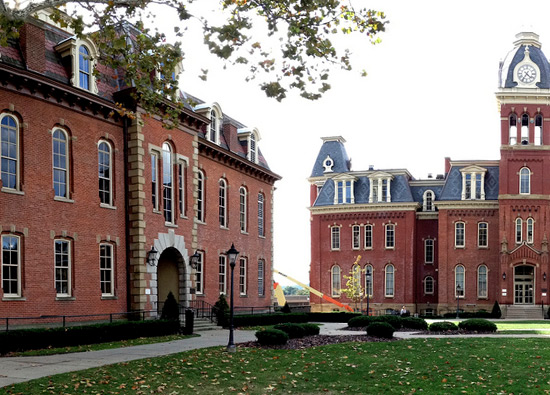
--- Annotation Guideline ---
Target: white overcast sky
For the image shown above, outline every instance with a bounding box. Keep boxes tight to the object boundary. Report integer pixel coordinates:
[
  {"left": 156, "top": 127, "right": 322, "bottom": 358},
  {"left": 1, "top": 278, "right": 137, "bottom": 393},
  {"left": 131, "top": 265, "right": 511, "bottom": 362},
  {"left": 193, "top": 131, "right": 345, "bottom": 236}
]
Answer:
[{"left": 171, "top": 1, "right": 550, "bottom": 286}]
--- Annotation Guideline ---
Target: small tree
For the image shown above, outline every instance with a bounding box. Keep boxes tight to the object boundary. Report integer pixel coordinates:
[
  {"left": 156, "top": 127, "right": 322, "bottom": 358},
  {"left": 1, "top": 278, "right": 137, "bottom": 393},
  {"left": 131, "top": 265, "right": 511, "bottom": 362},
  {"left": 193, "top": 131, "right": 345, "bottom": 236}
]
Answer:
[
  {"left": 213, "top": 294, "right": 230, "bottom": 326},
  {"left": 160, "top": 291, "right": 180, "bottom": 321},
  {"left": 281, "top": 302, "right": 292, "bottom": 314},
  {"left": 340, "top": 264, "right": 365, "bottom": 312},
  {"left": 491, "top": 300, "right": 502, "bottom": 319}
]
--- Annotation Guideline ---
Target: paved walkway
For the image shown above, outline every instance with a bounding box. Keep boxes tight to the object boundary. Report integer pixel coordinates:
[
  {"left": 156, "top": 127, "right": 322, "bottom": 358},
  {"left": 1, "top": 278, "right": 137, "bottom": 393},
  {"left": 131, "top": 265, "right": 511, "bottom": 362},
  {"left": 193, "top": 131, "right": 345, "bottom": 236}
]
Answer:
[{"left": 3, "top": 322, "right": 550, "bottom": 388}]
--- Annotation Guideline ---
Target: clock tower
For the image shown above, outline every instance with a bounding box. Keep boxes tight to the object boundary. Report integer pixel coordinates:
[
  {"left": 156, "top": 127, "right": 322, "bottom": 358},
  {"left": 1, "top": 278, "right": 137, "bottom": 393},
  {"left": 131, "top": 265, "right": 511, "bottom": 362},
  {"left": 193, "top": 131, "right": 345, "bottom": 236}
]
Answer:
[{"left": 497, "top": 32, "right": 550, "bottom": 308}]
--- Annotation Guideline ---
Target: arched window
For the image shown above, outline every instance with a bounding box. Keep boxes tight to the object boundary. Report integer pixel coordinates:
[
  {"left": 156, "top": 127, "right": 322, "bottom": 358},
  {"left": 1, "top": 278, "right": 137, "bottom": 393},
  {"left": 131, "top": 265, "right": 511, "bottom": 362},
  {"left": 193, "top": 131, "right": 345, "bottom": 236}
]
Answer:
[
  {"left": 527, "top": 217, "right": 534, "bottom": 244},
  {"left": 509, "top": 114, "right": 517, "bottom": 145},
  {"left": 239, "top": 187, "right": 247, "bottom": 233},
  {"left": 535, "top": 114, "right": 543, "bottom": 145},
  {"left": 219, "top": 179, "right": 227, "bottom": 228},
  {"left": 197, "top": 170, "right": 205, "bottom": 222},
  {"left": 52, "top": 128, "right": 69, "bottom": 198},
  {"left": 455, "top": 222, "right": 465, "bottom": 248},
  {"left": 258, "top": 193, "right": 265, "bottom": 237},
  {"left": 478, "top": 265, "right": 488, "bottom": 298},
  {"left": 331, "top": 265, "right": 341, "bottom": 297},
  {"left": 455, "top": 265, "right": 465, "bottom": 297},
  {"left": 516, "top": 217, "right": 523, "bottom": 244},
  {"left": 98, "top": 141, "right": 112, "bottom": 206},
  {"left": 365, "top": 264, "right": 373, "bottom": 297},
  {"left": 520, "top": 167, "right": 530, "bottom": 194},
  {"left": 385, "top": 264, "right": 394, "bottom": 297},
  {"left": 162, "top": 142, "right": 173, "bottom": 223},
  {"left": 1, "top": 114, "right": 19, "bottom": 190},
  {"left": 79, "top": 45, "right": 91, "bottom": 90},
  {"left": 521, "top": 113, "right": 529, "bottom": 144},
  {"left": 423, "top": 190, "right": 435, "bottom": 211},
  {"left": 424, "top": 276, "right": 434, "bottom": 294},
  {"left": 364, "top": 224, "right": 373, "bottom": 249}
]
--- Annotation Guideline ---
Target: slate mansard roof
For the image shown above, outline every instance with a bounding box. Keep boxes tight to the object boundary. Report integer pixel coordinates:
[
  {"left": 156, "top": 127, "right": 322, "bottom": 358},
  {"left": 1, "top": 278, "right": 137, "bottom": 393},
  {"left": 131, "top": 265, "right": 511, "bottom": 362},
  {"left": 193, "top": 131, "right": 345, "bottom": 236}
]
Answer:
[{"left": 310, "top": 136, "right": 499, "bottom": 208}]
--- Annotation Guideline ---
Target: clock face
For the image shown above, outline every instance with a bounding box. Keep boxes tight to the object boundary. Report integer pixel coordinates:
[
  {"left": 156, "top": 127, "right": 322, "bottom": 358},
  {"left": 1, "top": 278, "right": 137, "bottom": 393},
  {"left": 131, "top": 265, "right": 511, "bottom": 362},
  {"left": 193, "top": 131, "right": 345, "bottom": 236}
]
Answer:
[{"left": 517, "top": 64, "right": 537, "bottom": 84}]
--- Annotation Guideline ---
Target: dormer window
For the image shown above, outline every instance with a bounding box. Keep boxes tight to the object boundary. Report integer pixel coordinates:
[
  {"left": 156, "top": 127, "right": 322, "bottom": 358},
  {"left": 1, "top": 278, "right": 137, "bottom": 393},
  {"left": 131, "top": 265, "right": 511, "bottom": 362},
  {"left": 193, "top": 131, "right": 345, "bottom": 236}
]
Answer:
[
  {"left": 423, "top": 190, "right": 435, "bottom": 211},
  {"left": 336, "top": 180, "right": 353, "bottom": 204},
  {"left": 368, "top": 172, "right": 393, "bottom": 203},
  {"left": 249, "top": 133, "right": 257, "bottom": 163},
  {"left": 460, "top": 166, "right": 486, "bottom": 201},
  {"left": 194, "top": 103, "right": 223, "bottom": 145},
  {"left": 323, "top": 156, "right": 334, "bottom": 173},
  {"left": 237, "top": 127, "right": 261, "bottom": 164},
  {"left": 210, "top": 109, "right": 219, "bottom": 143},
  {"left": 55, "top": 37, "right": 99, "bottom": 94},
  {"left": 509, "top": 114, "right": 517, "bottom": 145}
]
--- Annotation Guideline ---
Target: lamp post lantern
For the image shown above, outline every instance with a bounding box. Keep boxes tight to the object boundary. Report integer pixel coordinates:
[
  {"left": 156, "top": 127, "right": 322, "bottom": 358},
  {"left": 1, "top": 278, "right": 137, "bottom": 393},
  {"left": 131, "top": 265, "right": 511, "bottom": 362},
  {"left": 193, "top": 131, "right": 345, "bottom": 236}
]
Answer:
[
  {"left": 365, "top": 268, "right": 371, "bottom": 316},
  {"left": 456, "top": 284, "right": 462, "bottom": 319},
  {"left": 226, "top": 243, "right": 239, "bottom": 352}
]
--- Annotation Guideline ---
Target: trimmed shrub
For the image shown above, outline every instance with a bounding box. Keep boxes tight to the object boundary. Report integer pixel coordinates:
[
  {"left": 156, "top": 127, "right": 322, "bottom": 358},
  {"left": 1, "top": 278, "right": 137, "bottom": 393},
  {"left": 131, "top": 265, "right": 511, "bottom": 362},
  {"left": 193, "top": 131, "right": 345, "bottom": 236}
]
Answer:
[
  {"left": 367, "top": 322, "right": 395, "bottom": 338},
  {"left": 491, "top": 301, "right": 502, "bottom": 318},
  {"left": 161, "top": 291, "right": 180, "bottom": 321},
  {"left": 213, "top": 294, "right": 230, "bottom": 327},
  {"left": 458, "top": 319, "right": 497, "bottom": 332},
  {"left": 307, "top": 312, "right": 361, "bottom": 323},
  {"left": 401, "top": 317, "right": 428, "bottom": 330},
  {"left": 301, "top": 323, "right": 321, "bottom": 336},
  {"left": 377, "top": 315, "right": 402, "bottom": 330},
  {"left": 429, "top": 321, "right": 458, "bottom": 332},
  {"left": 255, "top": 328, "right": 289, "bottom": 345},
  {"left": 273, "top": 323, "right": 306, "bottom": 339},
  {"left": 347, "top": 315, "right": 377, "bottom": 328},
  {"left": 0, "top": 320, "right": 180, "bottom": 355}
]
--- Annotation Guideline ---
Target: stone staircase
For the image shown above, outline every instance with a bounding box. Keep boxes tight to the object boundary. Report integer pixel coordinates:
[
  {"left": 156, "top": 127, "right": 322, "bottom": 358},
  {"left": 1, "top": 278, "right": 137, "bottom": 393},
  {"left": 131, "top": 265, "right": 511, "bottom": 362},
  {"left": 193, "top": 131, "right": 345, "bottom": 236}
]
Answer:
[
  {"left": 505, "top": 305, "right": 545, "bottom": 319},
  {"left": 192, "top": 317, "right": 220, "bottom": 332}
]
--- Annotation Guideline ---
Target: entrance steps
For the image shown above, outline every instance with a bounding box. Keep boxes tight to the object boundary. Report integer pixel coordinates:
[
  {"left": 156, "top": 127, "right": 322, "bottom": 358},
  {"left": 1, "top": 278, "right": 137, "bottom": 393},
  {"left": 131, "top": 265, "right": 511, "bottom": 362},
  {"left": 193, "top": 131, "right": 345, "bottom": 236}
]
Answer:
[
  {"left": 505, "top": 305, "right": 545, "bottom": 319},
  {"left": 192, "top": 317, "right": 220, "bottom": 332}
]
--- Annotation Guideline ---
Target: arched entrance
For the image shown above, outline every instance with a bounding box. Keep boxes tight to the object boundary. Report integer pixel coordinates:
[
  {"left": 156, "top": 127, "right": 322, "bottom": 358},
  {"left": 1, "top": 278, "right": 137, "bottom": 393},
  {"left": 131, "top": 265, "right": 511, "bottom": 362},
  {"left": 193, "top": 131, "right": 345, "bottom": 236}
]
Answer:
[
  {"left": 514, "top": 265, "right": 535, "bottom": 305},
  {"left": 157, "top": 247, "right": 184, "bottom": 305}
]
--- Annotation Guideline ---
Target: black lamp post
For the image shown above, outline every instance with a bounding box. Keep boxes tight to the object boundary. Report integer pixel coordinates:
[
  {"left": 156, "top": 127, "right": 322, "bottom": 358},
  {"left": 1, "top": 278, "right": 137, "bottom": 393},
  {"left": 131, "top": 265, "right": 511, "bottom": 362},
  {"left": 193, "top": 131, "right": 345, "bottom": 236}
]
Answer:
[
  {"left": 226, "top": 243, "right": 239, "bottom": 352},
  {"left": 365, "top": 268, "right": 372, "bottom": 316},
  {"left": 456, "top": 284, "right": 462, "bottom": 319}
]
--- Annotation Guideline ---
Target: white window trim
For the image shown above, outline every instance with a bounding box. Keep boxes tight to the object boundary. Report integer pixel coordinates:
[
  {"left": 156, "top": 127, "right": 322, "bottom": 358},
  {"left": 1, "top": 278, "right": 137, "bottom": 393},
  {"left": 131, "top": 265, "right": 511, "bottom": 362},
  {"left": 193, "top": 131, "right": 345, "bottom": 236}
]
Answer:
[
  {"left": 55, "top": 37, "right": 99, "bottom": 94},
  {"left": 516, "top": 217, "right": 523, "bottom": 244},
  {"left": 368, "top": 172, "right": 393, "bottom": 203},
  {"left": 352, "top": 225, "right": 360, "bottom": 250},
  {"left": 425, "top": 239, "right": 434, "bottom": 264},
  {"left": 527, "top": 217, "right": 534, "bottom": 244},
  {"left": 460, "top": 166, "right": 487, "bottom": 200},
  {"left": 477, "top": 222, "right": 488, "bottom": 248},
  {"left": 455, "top": 265, "right": 465, "bottom": 298},
  {"left": 219, "top": 178, "right": 228, "bottom": 228},
  {"left": 455, "top": 222, "right": 465, "bottom": 248},
  {"left": 477, "top": 265, "right": 488, "bottom": 299},
  {"left": 258, "top": 193, "right": 265, "bottom": 237},
  {"left": 424, "top": 276, "right": 434, "bottom": 295},
  {"left": 1, "top": 234, "right": 21, "bottom": 297},
  {"left": 54, "top": 239, "right": 72, "bottom": 297},
  {"left": 98, "top": 140, "right": 113, "bottom": 207},
  {"left": 99, "top": 243, "right": 114, "bottom": 297},
  {"left": 197, "top": 169, "right": 206, "bottom": 223},
  {"left": 52, "top": 128, "right": 70, "bottom": 199},
  {"left": 509, "top": 114, "right": 517, "bottom": 145},
  {"left": 331, "top": 226, "right": 341, "bottom": 250},
  {"left": 384, "top": 264, "right": 394, "bottom": 298},
  {"left": 258, "top": 259, "right": 265, "bottom": 296},
  {"left": 423, "top": 190, "right": 435, "bottom": 211},
  {"left": 0, "top": 114, "right": 20, "bottom": 192},
  {"left": 162, "top": 142, "right": 175, "bottom": 224},
  {"left": 239, "top": 257, "right": 247, "bottom": 296},
  {"left": 385, "top": 223, "right": 395, "bottom": 249},
  {"left": 535, "top": 114, "right": 543, "bottom": 146},
  {"left": 219, "top": 255, "right": 227, "bottom": 295},
  {"left": 519, "top": 167, "right": 531, "bottom": 195},
  {"left": 331, "top": 265, "right": 341, "bottom": 297},
  {"left": 195, "top": 251, "right": 204, "bottom": 295},
  {"left": 364, "top": 224, "right": 373, "bottom": 250},
  {"left": 239, "top": 187, "right": 248, "bottom": 233},
  {"left": 365, "top": 264, "right": 373, "bottom": 297}
]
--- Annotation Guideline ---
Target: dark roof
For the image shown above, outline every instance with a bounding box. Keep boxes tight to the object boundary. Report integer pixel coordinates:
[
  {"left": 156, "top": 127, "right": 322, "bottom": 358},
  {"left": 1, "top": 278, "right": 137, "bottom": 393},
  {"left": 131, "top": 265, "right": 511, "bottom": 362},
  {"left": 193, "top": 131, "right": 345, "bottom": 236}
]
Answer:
[{"left": 310, "top": 138, "right": 351, "bottom": 178}]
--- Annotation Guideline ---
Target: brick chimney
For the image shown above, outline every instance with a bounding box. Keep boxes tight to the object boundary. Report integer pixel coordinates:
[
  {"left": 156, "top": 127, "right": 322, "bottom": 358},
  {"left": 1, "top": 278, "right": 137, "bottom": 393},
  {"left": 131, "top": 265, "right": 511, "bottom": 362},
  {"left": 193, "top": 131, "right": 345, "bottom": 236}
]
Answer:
[{"left": 19, "top": 22, "right": 46, "bottom": 73}]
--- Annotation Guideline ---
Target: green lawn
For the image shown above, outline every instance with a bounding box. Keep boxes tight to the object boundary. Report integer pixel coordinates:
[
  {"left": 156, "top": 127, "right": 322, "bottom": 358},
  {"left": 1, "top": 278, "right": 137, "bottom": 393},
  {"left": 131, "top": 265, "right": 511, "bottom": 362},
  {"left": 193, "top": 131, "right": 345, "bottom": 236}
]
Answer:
[
  {"left": 496, "top": 320, "right": 550, "bottom": 330},
  {"left": 6, "top": 338, "right": 550, "bottom": 394}
]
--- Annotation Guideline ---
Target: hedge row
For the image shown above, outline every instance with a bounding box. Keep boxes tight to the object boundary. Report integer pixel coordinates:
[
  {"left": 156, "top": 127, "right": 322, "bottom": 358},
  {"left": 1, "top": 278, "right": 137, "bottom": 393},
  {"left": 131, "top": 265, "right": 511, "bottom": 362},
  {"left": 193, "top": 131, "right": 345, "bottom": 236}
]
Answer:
[
  {"left": 255, "top": 323, "right": 321, "bottom": 345},
  {"left": 442, "top": 310, "right": 494, "bottom": 319},
  {"left": 0, "top": 320, "right": 180, "bottom": 355},
  {"left": 232, "top": 313, "right": 308, "bottom": 327},
  {"left": 306, "top": 312, "right": 361, "bottom": 322}
]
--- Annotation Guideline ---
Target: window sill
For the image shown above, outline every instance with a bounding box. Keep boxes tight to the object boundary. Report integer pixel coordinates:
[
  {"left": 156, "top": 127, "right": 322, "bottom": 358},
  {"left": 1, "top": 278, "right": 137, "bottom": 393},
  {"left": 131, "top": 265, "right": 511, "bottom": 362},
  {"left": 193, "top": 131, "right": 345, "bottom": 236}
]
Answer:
[
  {"left": 352, "top": 248, "right": 360, "bottom": 251},
  {"left": 239, "top": 294, "right": 248, "bottom": 298},
  {"left": 101, "top": 295, "right": 118, "bottom": 300},
  {"left": 165, "top": 223, "right": 178, "bottom": 228},
  {"left": 454, "top": 246, "right": 465, "bottom": 249},
  {"left": 1, "top": 187, "right": 24, "bottom": 195},
  {"left": 220, "top": 226, "right": 229, "bottom": 231},
  {"left": 180, "top": 215, "right": 188, "bottom": 220},
  {"left": 196, "top": 220, "right": 206, "bottom": 225},
  {"left": 259, "top": 235, "right": 266, "bottom": 239},
  {"left": 54, "top": 196, "right": 75, "bottom": 203},
  {"left": 241, "top": 231, "right": 249, "bottom": 235},
  {"left": 153, "top": 209, "right": 162, "bottom": 214},
  {"left": 385, "top": 247, "right": 395, "bottom": 250},
  {"left": 100, "top": 203, "right": 117, "bottom": 210},
  {"left": 384, "top": 296, "right": 394, "bottom": 299},
  {"left": 55, "top": 296, "right": 76, "bottom": 301},
  {"left": 478, "top": 246, "right": 489, "bottom": 250},
  {"left": 331, "top": 249, "right": 341, "bottom": 252},
  {"left": 2, "top": 296, "right": 26, "bottom": 301}
]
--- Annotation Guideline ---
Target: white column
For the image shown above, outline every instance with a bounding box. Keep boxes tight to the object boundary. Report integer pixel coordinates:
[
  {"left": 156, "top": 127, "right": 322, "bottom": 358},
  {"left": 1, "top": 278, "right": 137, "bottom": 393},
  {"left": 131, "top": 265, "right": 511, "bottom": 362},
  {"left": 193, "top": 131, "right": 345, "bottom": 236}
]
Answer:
[
  {"left": 480, "top": 172, "right": 486, "bottom": 200},
  {"left": 369, "top": 179, "right": 373, "bottom": 203},
  {"left": 461, "top": 173, "right": 466, "bottom": 200},
  {"left": 378, "top": 178, "right": 383, "bottom": 202},
  {"left": 386, "top": 177, "right": 392, "bottom": 202},
  {"left": 470, "top": 172, "right": 476, "bottom": 200}
]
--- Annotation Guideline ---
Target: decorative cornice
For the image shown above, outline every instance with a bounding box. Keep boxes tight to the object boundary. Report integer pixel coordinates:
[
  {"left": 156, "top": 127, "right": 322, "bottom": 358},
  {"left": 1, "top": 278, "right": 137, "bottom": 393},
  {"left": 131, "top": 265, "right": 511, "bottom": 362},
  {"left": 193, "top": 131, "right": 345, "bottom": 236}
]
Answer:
[
  {"left": 198, "top": 139, "right": 281, "bottom": 184},
  {"left": 434, "top": 201, "right": 499, "bottom": 210},
  {"left": 499, "top": 194, "right": 550, "bottom": 200},
  {"left": 416, "top": 212, "right": 439, "bottom": 220},
  {"left": 309, "top": 202, "right": 419, "bottom": 215}
]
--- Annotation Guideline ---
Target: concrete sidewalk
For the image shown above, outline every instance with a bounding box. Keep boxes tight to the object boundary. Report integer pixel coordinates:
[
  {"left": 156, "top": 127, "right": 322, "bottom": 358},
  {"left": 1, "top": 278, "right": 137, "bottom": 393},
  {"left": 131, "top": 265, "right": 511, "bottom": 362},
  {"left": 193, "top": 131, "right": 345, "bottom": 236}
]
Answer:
[{"left": 0, "top": 328, "right": 256, "bottom": 388}]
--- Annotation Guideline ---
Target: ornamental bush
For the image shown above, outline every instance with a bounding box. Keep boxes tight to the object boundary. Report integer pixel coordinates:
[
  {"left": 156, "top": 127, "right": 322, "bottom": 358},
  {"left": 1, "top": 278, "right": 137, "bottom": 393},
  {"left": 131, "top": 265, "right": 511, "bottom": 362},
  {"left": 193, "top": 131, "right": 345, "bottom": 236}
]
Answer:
[
  {"left": 273, "top": 323, "right": 306, "bottom": 339},
  {"left": 347, "top": 315, "right": 377, "bottom": 328},
  {"left": 428, "top": 321, "right": 458, "bottom": 332},
  {"left": 377, "top": 315, "right": 403, "bottom": 330},
  {"left": 255, "top": 328, "right": 289, "bottom": 345},
  {"left": 401, "top": 317, "right": 428, "bottom": 330},
  {"left": 232, "top": 313, "right": 308, "bottom": 327},
  {"left": 301, "top": 323, "right": 321, "bottom": 336},
  {"left": 458, "top": 319, "right": 497, "bottom": 332},
  {"left": 366, "top": 322, "right": 395, "bottom": 338},
  {"left": 307, "top": 312, "right": 361, "bottom": 323},
  {"left": 491, "top": 301, "right": 502, "bottom": 318}
]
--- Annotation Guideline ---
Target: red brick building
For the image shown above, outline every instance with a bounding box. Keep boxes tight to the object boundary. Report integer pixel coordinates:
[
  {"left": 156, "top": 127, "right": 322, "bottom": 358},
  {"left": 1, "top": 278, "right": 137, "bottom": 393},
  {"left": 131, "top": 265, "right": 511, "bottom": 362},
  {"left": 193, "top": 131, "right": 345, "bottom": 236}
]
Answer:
[
  {"left": 0, "top": 13, "right": 280, "bottom": 320},
  {"left": 309, "top": 32, "right": 550, "bottom": 318}
]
